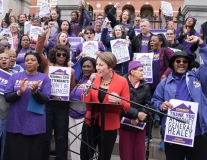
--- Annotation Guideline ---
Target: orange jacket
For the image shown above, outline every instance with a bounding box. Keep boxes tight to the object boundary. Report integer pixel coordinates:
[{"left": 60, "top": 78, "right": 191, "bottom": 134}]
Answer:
[{"left": 83, "top": 72, "right": 130, "bottom": 130}]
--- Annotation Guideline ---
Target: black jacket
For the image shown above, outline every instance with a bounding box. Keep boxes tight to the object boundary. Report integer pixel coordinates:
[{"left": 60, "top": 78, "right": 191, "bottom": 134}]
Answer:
[
  {"left": 131, "top": 32, "right": 154, "bottom": 53},
  {"left": 168, "top": 41, "right": 184, "bottom": 51},
  {"left": 201, "top": 21, "right": 207, "bottom": 43},
  {"left": 121, "top": 74, "right": 151, "bottom": 130}
]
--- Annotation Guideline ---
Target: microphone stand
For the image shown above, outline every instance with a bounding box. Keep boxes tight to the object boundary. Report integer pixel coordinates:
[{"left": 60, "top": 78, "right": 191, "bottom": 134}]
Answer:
[{"left": 90, "top": 85, "right": 186, "bottom": 160}]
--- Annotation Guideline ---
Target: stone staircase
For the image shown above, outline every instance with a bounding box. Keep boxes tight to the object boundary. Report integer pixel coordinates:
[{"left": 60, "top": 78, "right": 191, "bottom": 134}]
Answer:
[{"left": 50, "top": 125, "right": 165, "bottom": 160}]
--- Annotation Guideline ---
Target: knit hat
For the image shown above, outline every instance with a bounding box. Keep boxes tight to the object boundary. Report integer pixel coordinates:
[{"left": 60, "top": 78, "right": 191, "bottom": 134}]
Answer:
[
  {"left": 128, "top": 61, "right": 143, "bottom": 72},
  {"left": 169, "top": 51, "right": 193, "bottom": 70},
  {"left": 94, "top": 19, "right": 103, "bottom": 25},
  {"left": 185, "top": 16, "right": 197, "bottom": 27}
]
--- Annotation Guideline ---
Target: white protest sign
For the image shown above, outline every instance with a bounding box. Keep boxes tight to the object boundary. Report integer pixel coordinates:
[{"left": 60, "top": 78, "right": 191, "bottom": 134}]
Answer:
[
  {"left": 0, "top": 69, "right": 11, "bottom": 95},
  {"left": 134, "top": 53, "right": 154, "bottom": 83},
  {"left": 110, "top": 39, "right": 130, "bottom": 64},
  {"left": 0, "top": 28, "right": 14, "bottom": 49},
  {"left": 164, "top": 99, "right": 198, "bottom": 147},
  {"left": 49, "top": 66, "right": 71, "bottom": 101},
  {"left": 39, "top": 0, "right": 51, "bottom": 18},
  {"left": 101, "top": 17, "right": 112, "bottom": 32},
  {"left": 0, "top": 0, "right": 3, "bottom": 15},
  {"left": 29, "top": 26, "right": 43, "bottom": 41},
  {"left": 24, "top": 21, "right": 32, "bottom": 35},
  {"left": 161, "top": 1, "right": 173, "bottom": 17},
  {"left": 82, "top": 41, "right": 98, "bottom": 59}
]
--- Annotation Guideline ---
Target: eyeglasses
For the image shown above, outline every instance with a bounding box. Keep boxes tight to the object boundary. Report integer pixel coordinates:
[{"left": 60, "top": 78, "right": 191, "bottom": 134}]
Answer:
[
  {"left": 56, "top": 52, "right": 67, "bottom": 57},
  {"left": 98, "top": 18, "right": 103, "bottom": 20},
  {"left": 175, "top": 59, "right": 188, "bottom": 64},
  {"left": 85, "top": 32, "right": 93, "bottom": 35},
  {"left": 166, "top": 33, "right": 174, "bottom": 36}
]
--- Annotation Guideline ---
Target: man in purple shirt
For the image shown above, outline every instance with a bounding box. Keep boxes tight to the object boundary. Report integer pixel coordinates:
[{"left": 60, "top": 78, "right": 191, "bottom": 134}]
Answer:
[{"left": 132, "top": 19, "right": 153, "bottom": 53}]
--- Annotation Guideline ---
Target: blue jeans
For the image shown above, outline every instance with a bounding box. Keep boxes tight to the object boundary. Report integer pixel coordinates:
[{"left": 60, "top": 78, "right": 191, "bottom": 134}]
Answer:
[
  {"left": 46, "top": 101, "right": 69, "bottom": 160},
  {"left": 0, "top": 119, "right": 6, "bottom": 160}
]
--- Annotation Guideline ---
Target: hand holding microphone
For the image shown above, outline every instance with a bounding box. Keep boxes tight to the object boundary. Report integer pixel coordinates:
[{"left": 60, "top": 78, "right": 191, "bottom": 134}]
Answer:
[{"left": 83, "top": 75, "right": 96, "bottom": 96}]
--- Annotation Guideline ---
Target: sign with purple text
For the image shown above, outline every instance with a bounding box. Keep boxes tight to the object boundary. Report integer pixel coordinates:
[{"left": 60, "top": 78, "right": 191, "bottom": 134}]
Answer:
[
  {"left": 94, "top": 33, "right": 101, "bottom": 41},
  {"left": 134, "top": 53, "right": 153, "bottom": 83},
  {"left": 0, "top": 29, "right": 14, "bottom": 49},
  {"left": 164, "top": 99, "right": 198, "bottom": 147},
  {"left": 82, "top": 41, "right": 98, "bottom": 59},
  {"left": 24, "top": 21, "right": 32, "bottom": 35},
  {"left": 121, "top": 117, "right": 146, "bottom": 130},
  {"left": 134, "top": 29, "right": 166, "bottom": 36},
  {"left": 0, "top": 0, "right": 3, "bottom": 15},
  {"left": 49, "top": 66, "right": 71, "bottom": 101},
  {"left": 29, "top": 26, "right": 43, "bottom": 41},
  {"left": 0, "top": 69, "right": 11, "bottom": 95},
  {"left": 161, "top": 1, "right": 173, "bottom": 17},
  {"left": 110, "top": 39, "right": 130, "bottom": 64},
  {"left": 39, "top": 0, "right": 51, "bottom": 18},
  {"left": 68, "top": 37, "right": 83, "bottom": 51}
]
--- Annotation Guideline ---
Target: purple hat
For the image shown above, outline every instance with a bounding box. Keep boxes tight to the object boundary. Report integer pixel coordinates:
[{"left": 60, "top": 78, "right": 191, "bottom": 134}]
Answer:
[
  {"left": 94, "top": 19, "right": 103, "bottom": 25},
  {"left": 128, "top": 61, "right": 143, "bottom": 72},
  {"left": 186, "top": 16, "right": 197, "bottom": 26}
]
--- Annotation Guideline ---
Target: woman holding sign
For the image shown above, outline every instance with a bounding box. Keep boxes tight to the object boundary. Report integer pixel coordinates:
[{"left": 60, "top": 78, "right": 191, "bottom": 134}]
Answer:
[
  {"left": 3, "top": 51, "right": 51, "bottom": 160},
  {"left": 36, "top": 30, "right": 76, "bottom": 159},
  {"left": 101, "top": 21, "right": 133, "bottom": 75}
]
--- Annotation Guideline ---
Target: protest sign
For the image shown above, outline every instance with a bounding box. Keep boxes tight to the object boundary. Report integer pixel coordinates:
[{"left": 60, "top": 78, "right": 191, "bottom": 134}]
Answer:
[
  {"left": 164, "top": 99, "right": 198, "bottom": 147},
  {"left": 0, "top": 0, "right": 3, "bottom": 15},
  {"left": 101, "top": 17, "right": 113, "bottom": 32},
  {"left": 0, "top": 69, "right": 11, "bottom": 95},
  {"left": 121, "top": 117, "right": 146, "bottom": 130},
  {"left": 94, "top": 33, "right": 101, "bottom": 41},
  {"left": 0, "top": 29, "right": 14, "bottom": 49},
  {"left": 134, "top": 53, "right": 154, "bottom": 83},
  {"left": 161, "top": 1, "right": 173, "bottom": 17},
  {"left": 24, "top": 21, "right": 32, "bottom": 35},
  {"left": 39, "top": 0, "right": 51, "bottom": 18},
  {"left": 110, "top": 39, "right": 130, "bottom": 64},
  {"left": 82, "top": 41, "right": 98, "bottom": 59},
  {"left": 29, "top": 26, "right": 43, "bottom": 41},
  {"left": 68, "top": 37, "right": 83, "bottom": 51},
  {"left": 49, "top": 66, "right": 71, "bottom": 101}
]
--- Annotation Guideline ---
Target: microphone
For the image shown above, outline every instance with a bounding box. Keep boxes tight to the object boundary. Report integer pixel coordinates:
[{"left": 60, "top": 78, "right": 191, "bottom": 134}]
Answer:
[{"left": 83, "top": 75, "right": 96, "bottom": 96}]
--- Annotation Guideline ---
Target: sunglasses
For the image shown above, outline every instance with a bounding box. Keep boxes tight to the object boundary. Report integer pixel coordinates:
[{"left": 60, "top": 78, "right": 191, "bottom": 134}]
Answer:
[
  {"left": 85, "top": 32, "right": 93, "bottom": 35},
  {"left": 26, "top": 50, "right": 37, "bottom": 54},
  {"left": 175, "top": 59, "right": 188, "bottom": 64},
  {"left": 56, "top": 52, "right": 67, "bottom": 57}
]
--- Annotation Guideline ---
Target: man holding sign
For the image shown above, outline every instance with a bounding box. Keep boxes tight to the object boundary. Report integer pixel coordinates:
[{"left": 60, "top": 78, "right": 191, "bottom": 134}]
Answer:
[{"left": 151, "top": 36, "right": 207, "bottom": 160}]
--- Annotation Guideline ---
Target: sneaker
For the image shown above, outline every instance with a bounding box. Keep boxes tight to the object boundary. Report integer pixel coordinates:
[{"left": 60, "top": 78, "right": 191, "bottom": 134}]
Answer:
[
  {"left": 159, "top": 139, "right": 165, "bottom": 150},
  {"left": 154, "top": 120, "right": 160, "bottom": 128},
  {"left": 145, "top": 136, "right": 152, "bottom": 144}
]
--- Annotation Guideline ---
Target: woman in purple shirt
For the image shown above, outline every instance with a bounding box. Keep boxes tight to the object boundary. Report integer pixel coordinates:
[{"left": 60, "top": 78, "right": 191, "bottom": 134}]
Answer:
[
  {"left": 3, "top": 51, "right": 51, "bottom": 160},
  {"left": 69, "top": 57, "right": 96, "bottom": 160}
]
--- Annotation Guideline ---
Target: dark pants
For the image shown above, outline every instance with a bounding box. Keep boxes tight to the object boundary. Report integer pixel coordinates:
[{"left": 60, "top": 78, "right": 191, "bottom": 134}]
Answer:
[
  {"left": 3, "top": 132, "right": 46, "bottom": 160},
  {"left": 80, "top": 123, "right": 117, "bottom": 160},
  {"left": 165, "top": 133, "right": 207, "bottom": 160},
  {"left": 46, "top": 101, "right": 69, "bottom": 160},
  {"left": 119, "top": 128, "right": 146, "bottom": 160}
]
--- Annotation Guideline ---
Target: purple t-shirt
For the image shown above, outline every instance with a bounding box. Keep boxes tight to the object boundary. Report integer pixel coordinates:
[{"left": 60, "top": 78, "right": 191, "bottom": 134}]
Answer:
[
  {"left": 148, "top": 50, "right": 160, "bottom": 89},
  {"left": 16, "top": 48, "right": 32, "bottom": 70},
  {"left": 69, "top": 77, "right": 88, "bottom": 119},
  {"left": 141, "top": 35, "right": 150, "bottom": 53},
  {"left": 4, "top": 71, "right": 51, "bottom": 135}
]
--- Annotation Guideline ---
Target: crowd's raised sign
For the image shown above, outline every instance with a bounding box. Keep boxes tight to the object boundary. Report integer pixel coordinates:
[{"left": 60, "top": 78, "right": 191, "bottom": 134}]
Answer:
[
  {"left": 0, "top": 69, "right": 11, "bottom": 95},
  {"left": 110, "top": 39, "right": 130, "bottom": 64},
  {"left": 49, "top": 66, "right": 71, "bottom": 101},
  {"left": 134, "top": 29, "right": 166, "bottom": 36},
  {"left": 94, "top": 33, "right": 101, "bottom": 41},
  {"left": 68, "top": 37, "right": 83, "bottom": 51},
  {"left": 29, "top": 26, "right": 43, "bottom": 41},
  {"left": 101, "top": 17, "right": 113, "bottom": 32},
  {"left": 164, "top": 99, "right": 198, "bottom": 147},
  {"left": 0, "top": 0, "right": 3, "bottom": 15},
  {"left": 39, "top": 0, "right": 51, "bottom": 18},
  {"left": 0, "top": 29, "right": 14, "bottom": 49},
  {"left": 82, "top": 41, "right": 98, "bottom": 59},
  {"left": 134, "top": 53, "right": 153, "bottom": 83},
  {"left": 161, "top": 1, "right": 173, "bottom": 17},
  {"left": 24, "top": 21, "right": 32, "bottom": 35}
]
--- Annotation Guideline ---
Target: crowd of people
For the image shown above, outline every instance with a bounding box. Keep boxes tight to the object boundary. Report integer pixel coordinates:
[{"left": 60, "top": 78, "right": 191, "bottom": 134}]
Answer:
[{"left": 0, "top": 1, "right": 207, "bottom": 160}]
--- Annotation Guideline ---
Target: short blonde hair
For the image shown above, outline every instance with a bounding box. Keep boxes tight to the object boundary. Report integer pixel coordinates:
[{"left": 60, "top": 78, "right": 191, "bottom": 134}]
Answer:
[{"left": 96, "top": 52, "right": 117, "bottom": 69}]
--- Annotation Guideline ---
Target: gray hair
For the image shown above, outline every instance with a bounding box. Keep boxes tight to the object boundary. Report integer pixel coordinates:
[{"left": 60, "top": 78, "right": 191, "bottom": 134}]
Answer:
[
  {"left": 111, "top": 24, "right": 127, "bottom": 39},
  {"left": 10, "top": 22, "right": 20, "bottom": 31}
]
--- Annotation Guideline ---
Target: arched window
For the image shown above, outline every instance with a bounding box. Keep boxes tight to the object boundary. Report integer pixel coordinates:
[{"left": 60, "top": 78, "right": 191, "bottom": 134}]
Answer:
[{"left": 140, "top": 5, "right": 153, "bottom": 20}]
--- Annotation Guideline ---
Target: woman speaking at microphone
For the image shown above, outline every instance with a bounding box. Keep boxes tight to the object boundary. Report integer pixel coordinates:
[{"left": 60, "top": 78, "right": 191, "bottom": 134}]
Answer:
[{"left": 80, "top": 52, "right": 137, "bottom": 160}]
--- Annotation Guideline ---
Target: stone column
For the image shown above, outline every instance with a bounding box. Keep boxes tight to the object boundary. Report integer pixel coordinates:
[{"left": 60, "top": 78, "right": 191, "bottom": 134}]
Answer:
[
  {"left": 181, "top": 0, "right": 207, "bottom": 32},
  {"left": 57, "top": 0, "right": 79, "bottom": 21}
]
